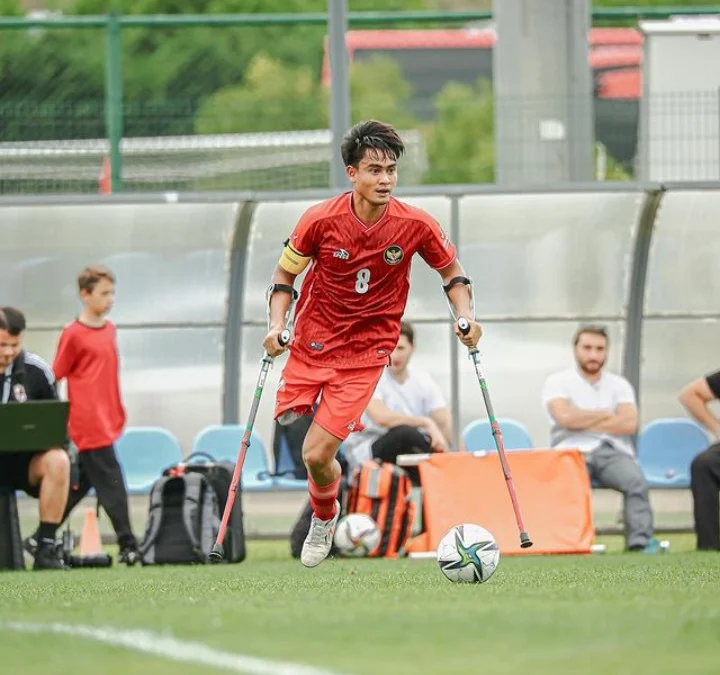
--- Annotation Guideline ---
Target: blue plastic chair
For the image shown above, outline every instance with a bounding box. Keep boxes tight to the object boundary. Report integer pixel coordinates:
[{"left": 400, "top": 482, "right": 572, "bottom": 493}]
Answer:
[
  {"left": 272, "top": 441, "right": 352, "bottom": 491},
  {"left": 273, "top": 434, "right": 309, "bottom": 491},
  {"left": 462, "top": 418, "right": 534, "bottom": 452},
  {"left": 115, "top": 427, "right": 185, "bottom": 495},
  {"left": 191, "top": 424, "right": 274, "bottom": 492},
  {"left": 638, "top": 418, "right": 710, "bottom": 488}
]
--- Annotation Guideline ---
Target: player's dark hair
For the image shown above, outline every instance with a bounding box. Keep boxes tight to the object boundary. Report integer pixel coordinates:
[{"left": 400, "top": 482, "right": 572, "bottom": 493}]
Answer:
[
  {"left": 1, "top": 306, "right": 26, "bottom": 336},
  {"left": 341, "top": 120, "right": 405, "bottom": 168},
  {"left": 573, "top": 324, "right": 609, "bottom": 346},
  {"left": 399, "top": 320, "right": 415, "bottom": 346},
  {"left": 78, "top": 265, "right": 116, "bottom": 294}
]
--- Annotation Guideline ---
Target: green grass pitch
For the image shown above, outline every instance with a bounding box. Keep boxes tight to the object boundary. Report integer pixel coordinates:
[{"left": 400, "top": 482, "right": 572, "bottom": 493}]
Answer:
[{"left": 0, "top": 535, "right": 718, "bottom": 675}]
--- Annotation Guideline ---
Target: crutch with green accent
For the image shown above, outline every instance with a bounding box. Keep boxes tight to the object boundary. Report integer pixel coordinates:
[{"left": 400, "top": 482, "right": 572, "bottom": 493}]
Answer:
[{"left": 456, "top": 317, "right": 532, "bottom": 548}]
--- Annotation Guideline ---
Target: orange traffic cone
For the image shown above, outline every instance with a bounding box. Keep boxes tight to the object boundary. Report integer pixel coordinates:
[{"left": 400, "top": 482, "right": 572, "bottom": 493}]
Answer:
[
  {"left": 98, "top": 155, "right": 111, "bottom": 195},
  {"left": 79, "top": 508, "right": 103, "bottom": 557}
]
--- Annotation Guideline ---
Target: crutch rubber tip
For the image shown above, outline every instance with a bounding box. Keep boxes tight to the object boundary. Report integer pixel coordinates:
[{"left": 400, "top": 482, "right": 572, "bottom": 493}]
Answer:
[
  {"left": 207, "top": 544, "right": 225, "bottom": 563},
  {"left": 520, "top": 532, "right": 533, "bottom": 549}
]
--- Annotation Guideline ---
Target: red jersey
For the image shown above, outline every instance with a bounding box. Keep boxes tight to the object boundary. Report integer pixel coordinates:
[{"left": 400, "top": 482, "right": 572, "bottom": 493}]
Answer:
[
  {"left": 52, "top": 320, "right": 126, "bottom": 452},
  {"left": 287, "top": 192, "right": 456, "bottom": 368}
]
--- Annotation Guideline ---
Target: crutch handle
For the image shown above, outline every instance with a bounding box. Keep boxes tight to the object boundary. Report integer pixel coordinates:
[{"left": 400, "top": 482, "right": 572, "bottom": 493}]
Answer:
[
  {"left": 278, "top": 329, "right": 291, "bottom": 347},
  {"left": 457, "top": 317, "right": 480, "bottom": 356}
]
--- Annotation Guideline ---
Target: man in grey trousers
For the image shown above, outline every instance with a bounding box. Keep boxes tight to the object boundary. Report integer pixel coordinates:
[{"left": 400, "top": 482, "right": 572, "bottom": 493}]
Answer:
[{"left": 542, "top": 325, "right": 664, "bottom": 553}]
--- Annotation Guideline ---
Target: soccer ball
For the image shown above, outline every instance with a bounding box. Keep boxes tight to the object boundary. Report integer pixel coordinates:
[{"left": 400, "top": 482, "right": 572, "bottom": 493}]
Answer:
[
  {"left": 333, "top": 513, "right": 381, "bottom": 557},
  {"left": 436, "top": 523, "right": 500, "bottom": 583}
]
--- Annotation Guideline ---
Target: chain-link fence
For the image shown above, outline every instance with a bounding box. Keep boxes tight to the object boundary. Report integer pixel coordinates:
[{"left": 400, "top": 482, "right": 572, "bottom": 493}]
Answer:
[
  {"left": 0, "top": 8, "right": 719, "bottom": 194},
  {"left": 0, "top": 24, "right": 106, "bottom": 193}
]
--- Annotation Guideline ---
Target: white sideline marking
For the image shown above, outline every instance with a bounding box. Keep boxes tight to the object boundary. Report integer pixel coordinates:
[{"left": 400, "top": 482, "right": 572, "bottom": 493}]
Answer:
[{"left": 1, "top": 622, "right": 343, "bottom": 675}]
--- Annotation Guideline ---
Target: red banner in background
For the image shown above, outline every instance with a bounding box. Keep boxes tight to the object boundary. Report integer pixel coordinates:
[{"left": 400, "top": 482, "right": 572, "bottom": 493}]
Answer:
[{"left": 410, "top": 449, "right": 594, "bottom": 555}]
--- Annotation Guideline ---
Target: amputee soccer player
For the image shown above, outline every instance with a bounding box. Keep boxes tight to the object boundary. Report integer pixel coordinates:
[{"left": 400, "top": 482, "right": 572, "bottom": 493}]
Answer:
[{"left": 262, "top": 120, "right": 482, "bottom": 568}]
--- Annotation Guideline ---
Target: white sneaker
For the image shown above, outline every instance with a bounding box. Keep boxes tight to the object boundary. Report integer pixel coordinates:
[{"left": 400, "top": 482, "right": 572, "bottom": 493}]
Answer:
[{"left": 301, "top": 500, "right": 340, "bottom": 568}]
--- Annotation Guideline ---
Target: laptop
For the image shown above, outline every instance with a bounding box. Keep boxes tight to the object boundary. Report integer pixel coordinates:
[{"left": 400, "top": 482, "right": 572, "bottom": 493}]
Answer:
[{"left": 0, "top": 401, "right": 69, "bottom": 452}]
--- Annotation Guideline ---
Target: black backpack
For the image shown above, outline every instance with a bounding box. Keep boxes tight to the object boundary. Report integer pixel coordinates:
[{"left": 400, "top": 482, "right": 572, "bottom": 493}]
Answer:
[
  {"left": 182, "top": 455, "right": 246, "bottom": 563},
  {"left": 139, "top": 453, "right": 245, "bottom": 565}
]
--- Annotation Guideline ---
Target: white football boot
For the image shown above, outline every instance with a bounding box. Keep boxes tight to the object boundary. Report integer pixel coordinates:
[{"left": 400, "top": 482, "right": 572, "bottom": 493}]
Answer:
[{"left": 301, "top": 500, "right": 340, "bottom": 568}]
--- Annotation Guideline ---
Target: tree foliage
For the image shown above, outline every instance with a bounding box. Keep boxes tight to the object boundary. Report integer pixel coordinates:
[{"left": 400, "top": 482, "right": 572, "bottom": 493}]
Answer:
[
  {"left": 0, "top": 0, "right": 640, "bottom": 181},
  {"left": 425, "top": 78, "right": 495, "bottom": 184},
  {"left": 195, "top": 54, "right": 324, "bottom": 134},
  {"left": 0, "top": 0, "right": 427, "bottom": 141},
  {"left": 195, "top": 53, "right": 418, "bottom": 135},
  {"left": 595, "top": 0, "right": 720, "bottom": 7},
  {"left": 349, "top": 56, "right": 417, "bottom": 129}
]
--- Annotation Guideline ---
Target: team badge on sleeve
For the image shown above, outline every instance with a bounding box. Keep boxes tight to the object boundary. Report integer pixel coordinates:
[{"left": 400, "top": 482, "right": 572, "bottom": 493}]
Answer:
[{"left": 383, "top": 245, "right": 404, "bottom": 265}]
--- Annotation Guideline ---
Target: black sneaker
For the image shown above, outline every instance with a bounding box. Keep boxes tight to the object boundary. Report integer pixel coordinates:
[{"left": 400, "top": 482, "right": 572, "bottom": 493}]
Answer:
[
  {"left": 118, "top": 547, "right": 140, "bottom": 566},
  {"left": 33, "top": 541, "right": 66, "bottom": 571},
  {"left": 25, "top": 535, "right": 66, "bottom": 561}
]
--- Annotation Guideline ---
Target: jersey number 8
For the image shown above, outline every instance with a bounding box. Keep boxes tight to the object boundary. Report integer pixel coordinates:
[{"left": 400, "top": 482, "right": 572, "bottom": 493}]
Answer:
[{"left": 355, "top": 268, "right": 371, "bottom": 294}]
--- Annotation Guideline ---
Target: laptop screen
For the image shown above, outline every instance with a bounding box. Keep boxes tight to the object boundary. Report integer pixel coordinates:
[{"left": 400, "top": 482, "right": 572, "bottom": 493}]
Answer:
[{"left": 0, "top": 401, "right": 69, "bottom": 453}]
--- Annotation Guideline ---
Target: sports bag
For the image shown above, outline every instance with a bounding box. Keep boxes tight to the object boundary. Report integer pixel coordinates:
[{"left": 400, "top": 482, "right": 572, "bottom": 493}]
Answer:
[
  {"left": 139, "top": 467, "right": 220, "bottom": 565},
  {"left": 140, "top": 451, "right": 245, "bottom": 565},
  {"left": 346, "top": 460, "right": 415, "bottom": 559},
  {"left": 179, "top": 453, "right": 246, "bottom": 563}
]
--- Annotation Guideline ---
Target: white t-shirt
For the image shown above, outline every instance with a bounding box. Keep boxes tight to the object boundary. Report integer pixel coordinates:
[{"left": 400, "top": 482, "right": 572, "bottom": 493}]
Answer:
[
  {"left": 541, "top": 368, "right": 637, "bottom": 456},
  {"left": 343, "top": 366, "right": 447, "bottom": 469}
]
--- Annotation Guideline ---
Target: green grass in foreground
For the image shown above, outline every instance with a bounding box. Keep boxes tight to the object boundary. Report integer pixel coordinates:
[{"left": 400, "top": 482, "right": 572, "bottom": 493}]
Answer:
[{"left": 0, "top": 534, "right": 718, "bottom": 675}]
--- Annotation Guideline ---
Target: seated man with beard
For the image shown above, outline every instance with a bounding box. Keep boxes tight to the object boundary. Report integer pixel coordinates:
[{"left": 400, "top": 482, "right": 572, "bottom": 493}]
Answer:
[{"left": 541, "top": 325, "right": 664, "bottom": 554}]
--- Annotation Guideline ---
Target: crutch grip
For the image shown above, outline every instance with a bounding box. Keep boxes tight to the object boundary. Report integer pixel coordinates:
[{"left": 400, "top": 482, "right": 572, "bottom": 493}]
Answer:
[
  {"left": 278, "top": 329, "right": 291, "bottom": 346},
  {"left": 457, "top": 317, "right": 470, "bottom": 335}
]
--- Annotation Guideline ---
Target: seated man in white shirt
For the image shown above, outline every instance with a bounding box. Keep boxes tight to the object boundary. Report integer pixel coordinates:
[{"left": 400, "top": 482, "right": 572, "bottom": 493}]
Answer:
[
  {"left": 542, "top": 325, "right": 663, "bottom": 553},
  {"left": 342, "top": 321, "right": 451, "bottom": 482}
]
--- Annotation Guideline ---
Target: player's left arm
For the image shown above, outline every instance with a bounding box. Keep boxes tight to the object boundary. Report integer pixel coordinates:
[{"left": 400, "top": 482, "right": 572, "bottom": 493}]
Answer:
[
  {"left": 438, "top": 259, "right": 482, "bottom": 348},
  {"left": 416, "top": 215, "right": 482, "bottom": 348}
]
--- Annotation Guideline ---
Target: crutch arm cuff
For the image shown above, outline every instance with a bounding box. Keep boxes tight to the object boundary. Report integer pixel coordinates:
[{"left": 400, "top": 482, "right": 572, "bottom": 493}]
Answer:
[
  {"left": 267, "top": 283, "right": 299, "bottom": 300},
  {"left": 443, "top": 276, "right": 472, "bottom": 293}
]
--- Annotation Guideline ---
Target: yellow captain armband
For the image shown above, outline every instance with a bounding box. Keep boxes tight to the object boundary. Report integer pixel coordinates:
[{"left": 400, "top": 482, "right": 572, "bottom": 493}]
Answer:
[{"left": 278, "top": 244, "right": 311, "bottom": 274}]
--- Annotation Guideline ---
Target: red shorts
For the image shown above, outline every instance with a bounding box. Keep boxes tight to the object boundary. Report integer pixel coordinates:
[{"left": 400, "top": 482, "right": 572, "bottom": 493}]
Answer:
[{"left": 274, "top": 354, "right": 385, "bottom": 441}]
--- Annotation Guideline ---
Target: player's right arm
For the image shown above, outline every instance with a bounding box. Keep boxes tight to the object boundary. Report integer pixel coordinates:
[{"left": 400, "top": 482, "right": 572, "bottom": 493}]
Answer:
[
  {"left": 52, "top": 328, "right": 77, "bottom": 381},
  {"left": 262, "top": 211, "right": 318, "bottom": 356},
  {"left": 263, "top": 266, "right": 299, "bottom": 357}
]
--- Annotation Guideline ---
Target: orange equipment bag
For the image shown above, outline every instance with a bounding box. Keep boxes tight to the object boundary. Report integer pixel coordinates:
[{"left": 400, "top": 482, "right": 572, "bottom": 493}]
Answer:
[{"left": 346, "top": 460, "right": 415, "bottom": 559}]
